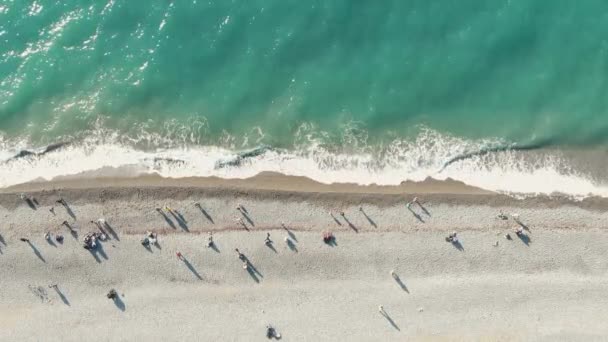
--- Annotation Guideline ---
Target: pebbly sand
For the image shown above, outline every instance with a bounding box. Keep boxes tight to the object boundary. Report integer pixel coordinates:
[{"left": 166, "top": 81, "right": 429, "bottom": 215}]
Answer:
[{"left": 1, "top": 174, "right": 608, "bottom": 341}]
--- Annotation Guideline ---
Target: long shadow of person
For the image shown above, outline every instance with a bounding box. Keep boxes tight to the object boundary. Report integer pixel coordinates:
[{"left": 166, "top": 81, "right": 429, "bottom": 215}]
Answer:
[
  {"left": 61, "top": 202, "right": 76, "bottom": 219},
  {"left": 517, "top": 233, "right": 531, "bottom": 246},
  {"left": 246, "top": 264, "right": 260, "bottom": 283},
  {"left": 88, "top": 248, "right": 101, "bottom": 263},
  {"left": 266, "top": 242, "right": 278, "bottom": 253},
  {"left": 242, "top": 256, "right": 263, "bottom": 279},
  {"left": 97, "top": 243, "right": 109, "bottom": 260},
  {"left": 25, "top": 198, "right": 37, "bottom": 210},
  {"left": 330, "top": 213, "right": 342, "bottom": 226},
  {"left": 392, "top": 274, "right": 409, "bottom": 293},
  {"left": 451, "top": 240, "right": 464, "bottom": 251},
  {"left": 46, "top": 237, "right": 57, "bottom": 247},
  {"left": 103, "top": 222, "right": 120, "bottom": 241},
  {"left": 200, "top": 207, "right": 214, "bottom": 224},
  {"left": 63, "top": 222, "right": 78, "bottom": 239},
  {"left": 418, "top": 203, "right": 431, "bottom": 217},
  {"left": 26, "top": 241, "right": 46, "bottom": 262},
  {"left": 360, "top": 209, "right": 378, "bottom": 228},
  {"left": 175, "top": 210, "right": 187, "bottom": 223},
  {"left": 515, "top": 219, "right": 531, "bottom": 232},
  {"left": 286, "top": 239, "right": 298, "bottom": 253},
  {"left": 282, "top": 225, "right": 297, "bottom": 242},
  {"left": 113, "top": 295, "right": 126, "bottom": 312},
  {"left": 240, "top": 211, "right": 255, "bottom": 227},
  {"left": 52, "top": 286, "right": 70, "bottom": 306},
  {"left": 380, "top": 310, "right": 400, "bottom": 331},
  {"left": 157, "top": 210, "right": 176, "bottom": 229},
  {"left": 170, "top": 211, "right": 189, "bottom": 232},
  {"left": 407, "top": 207, "right": 424, "bottom": 223},
  {"left": 341, "top": 215, "right": 359, "bottom": 233},
  {"left": 183, "top": 257, "right": 203, "bottom": 280}
]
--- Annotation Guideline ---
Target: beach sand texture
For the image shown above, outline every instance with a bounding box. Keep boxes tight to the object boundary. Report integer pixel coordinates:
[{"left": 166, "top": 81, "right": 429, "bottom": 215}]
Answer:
[{"left": 1, "top": 176, "right": 608, "bottom": 341}]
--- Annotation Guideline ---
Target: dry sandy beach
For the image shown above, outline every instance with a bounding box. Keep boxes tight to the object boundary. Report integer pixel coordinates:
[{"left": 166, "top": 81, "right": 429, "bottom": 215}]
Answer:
[{"left": 1, "top": 174, "right": 608, "bottom": 341}]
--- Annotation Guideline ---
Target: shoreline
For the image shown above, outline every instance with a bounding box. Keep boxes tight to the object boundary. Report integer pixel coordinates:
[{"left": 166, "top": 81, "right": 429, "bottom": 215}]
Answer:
[
  {"left": 3, "top": 172, "right": 608, "bottom": 212},
  {"left": 3, "top": 172, "right": 494, "bottom": 195}
]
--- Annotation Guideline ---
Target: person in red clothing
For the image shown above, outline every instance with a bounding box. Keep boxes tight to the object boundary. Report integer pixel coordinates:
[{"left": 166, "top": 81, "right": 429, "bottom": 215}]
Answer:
[{"left": 176, "top": 251, "right": 184, "bottom": 260}]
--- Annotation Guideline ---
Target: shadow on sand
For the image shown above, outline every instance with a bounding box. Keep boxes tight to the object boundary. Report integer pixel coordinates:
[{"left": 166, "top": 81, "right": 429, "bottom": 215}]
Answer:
[
  {"left": 360, "top": 209, "right": 377, "bottom": 228},
  {"left": 286, "top": 239, "right": 298, "bottom": 252},
  {"left": 342, "top": 215, "right": 358, "bottom": 233},
  {"left": 25, "top": 198, "right": 37, "bottom": 210},
  {"left": 242, "top": 256, "right": 263, "bottom": 283},
  {"left": 246, "top": 264, "right": 260, "bottom": 283},
  {"left": 515, "top": 219, "right": 531, "bottom": 232},
  {"left": 407, "top": 206, "right": 424, "bottom": 223},
  {"left": 330, "top": 213, "right": 342, "bottom": 226},
  {"left": 283, "top": 226, "right": 297, "bottom": 242},
  {"left": 392, "top": 274, "right": 409, "bottom": 293},
  {"left": 451, "top": 240, "right": 464, "bottom": 251},
  {"left": 380, "top": 311, "right": 400, "bottom": 331},
  {"left": 113, "top": 295, "right": 126, "bottom": 311},
  {"left": 240, "top": 211, "right": 255, "bottom": 227},
  {"left": 52, "top": 286, "right": 70, "bottom": 306},
  {"left": 158, "top": 211, "right": 176, "bottom": 229},
  {"left": 103, "top": 222, "right": 120, "bottom": 241},
  {"left": 88, "top": 243, "right": 108, "bottom": 263},
  {"left": 63, "top": 222, "right": 78, "bottom": 239},
  {"left": 418, "top": 203, "right": 431, "bottom": 217},
  {"left": 46, "top": 237, "right": 57, "bottom": 247},
  {"left": 61, "top": 202, "right": 76, "bottom": 219},
  {"left": 266, "top": 242, "right": 277, "bottom": 253},
  {"left": 197, "top": 206, "right": 214, "bottom": 224},
  {"left": 26, "top": 241, "right": 46, "bottom": 262},
  {"left": 517, "top": 233, "right": 531, "bottom": 246},
  {"left": 183, "top": 258, "right": 203, "bottom": 280},
  {"left": 170, "top": 211, "right": 189, "bottom": 232}
]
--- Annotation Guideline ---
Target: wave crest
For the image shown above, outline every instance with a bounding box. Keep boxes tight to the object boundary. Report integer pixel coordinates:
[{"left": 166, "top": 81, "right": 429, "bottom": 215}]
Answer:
[{"left": 0, "top": 125, "right": 606, "bottom": 198}]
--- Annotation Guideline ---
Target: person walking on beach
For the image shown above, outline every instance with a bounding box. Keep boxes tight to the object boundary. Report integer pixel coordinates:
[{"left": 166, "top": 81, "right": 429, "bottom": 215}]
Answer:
[
  {"left": 265, "top": 233, "right": 272, "bottom": 245},
  {"left": 19, "top": 238, "right": 30, "bottom": 243},
  {"left": 378, "top": 305, "right": 385, "bottom": 315},
  {"left": 235, "top": 248, "right": 246, "bottom": 261},
  {"left": 176, "top": 251, "right": 184, "bottom": 260},
  {"left": 207, "top": 232, "right": 214, "bottom": 247},
  {"left": 62, "top": 220, "right": 70, "bottom": 228},
  {"left": 446, "top": 231, "right": 458, "bottom": 243}
]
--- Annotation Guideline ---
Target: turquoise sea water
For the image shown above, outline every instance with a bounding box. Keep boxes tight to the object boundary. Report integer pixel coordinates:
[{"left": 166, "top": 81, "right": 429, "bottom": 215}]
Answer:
[{"left": 1, "top": 1, "right": 608, "bottom": 195}]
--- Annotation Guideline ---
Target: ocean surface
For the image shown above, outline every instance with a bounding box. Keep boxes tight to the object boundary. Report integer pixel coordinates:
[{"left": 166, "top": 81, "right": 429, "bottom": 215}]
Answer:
[{"left": 1, "top": 1, "right": 608, "bottom": 196}]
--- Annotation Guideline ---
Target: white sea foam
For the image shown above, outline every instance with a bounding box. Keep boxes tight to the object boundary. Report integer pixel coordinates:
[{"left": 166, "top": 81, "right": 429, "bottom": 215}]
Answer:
[{"left": 0, "top": 128, "right": 606, "bottom": 198}]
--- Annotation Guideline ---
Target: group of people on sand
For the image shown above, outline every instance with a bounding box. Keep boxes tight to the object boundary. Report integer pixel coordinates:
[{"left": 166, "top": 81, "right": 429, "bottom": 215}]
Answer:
[
  {"left": 18, "top": 192, "right": 537, "bottom": 340},
  {"left": 497, "top": 211, "right": 528, "bottom": 240},
  {"left": 83, "top": 231, "right": 105, "bottom": 250},
  {"left": 141, "top": 231, "right": 158, "bottom": 247}
]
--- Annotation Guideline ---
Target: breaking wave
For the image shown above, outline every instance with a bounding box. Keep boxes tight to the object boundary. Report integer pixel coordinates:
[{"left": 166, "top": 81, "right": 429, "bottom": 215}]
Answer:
[{"left": 1, "top": 125, "right": 607, "bottom": 198}]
